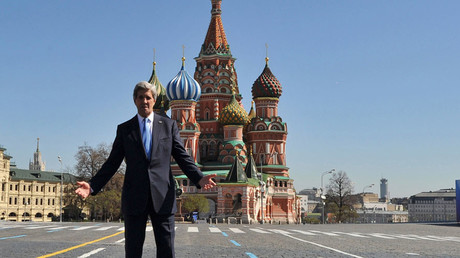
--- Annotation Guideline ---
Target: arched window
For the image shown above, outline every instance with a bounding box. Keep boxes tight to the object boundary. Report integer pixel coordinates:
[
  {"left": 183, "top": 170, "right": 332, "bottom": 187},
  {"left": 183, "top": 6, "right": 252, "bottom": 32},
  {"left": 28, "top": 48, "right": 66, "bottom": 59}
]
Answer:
[
  {"left": 206, "top": 88, "right": 213, "bottom": 93},
  {"left": 220, "top": 87, "right": 227, "bottom": 93}
]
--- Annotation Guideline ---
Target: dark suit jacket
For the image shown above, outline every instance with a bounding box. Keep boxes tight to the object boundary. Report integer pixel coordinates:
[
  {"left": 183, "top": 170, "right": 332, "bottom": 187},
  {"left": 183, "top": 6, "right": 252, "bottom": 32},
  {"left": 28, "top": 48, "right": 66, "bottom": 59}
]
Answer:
[{"left": 89, "top": 114, "right": 204, "bottom": 215}]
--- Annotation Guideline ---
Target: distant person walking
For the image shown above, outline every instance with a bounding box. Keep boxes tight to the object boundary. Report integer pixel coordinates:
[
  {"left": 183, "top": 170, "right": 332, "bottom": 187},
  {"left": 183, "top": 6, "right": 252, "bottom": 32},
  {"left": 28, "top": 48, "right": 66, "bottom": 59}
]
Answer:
[{"left": 76, "top": 81, "right": 216, "bottom": 258}]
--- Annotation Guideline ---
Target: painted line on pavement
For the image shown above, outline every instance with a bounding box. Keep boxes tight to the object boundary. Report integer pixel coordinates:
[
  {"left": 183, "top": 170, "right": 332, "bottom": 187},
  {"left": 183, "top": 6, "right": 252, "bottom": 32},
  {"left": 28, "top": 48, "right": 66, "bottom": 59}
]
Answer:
[
  {"left": 230, "top": 240, "right": 241, "bottom": 246},
  {"left": 35, "top": 230, "right": 124, "bottom": 258},
  {"left": 221, "top": 232, "right": 228, "bottom": 237},
  {"left": 0, "top": 234, "right": 27, "bottom": 240},
  {"left": 77, "top": 248, "right": 105, "bottom": 258},
  {"left": 280, "top": 232, "right": 363, "bottom": 258},
  {"left": 209, "top": 227, "right": 221, "bottom": 233},
  {"left": 246, "top": 252, "right": 258, "bottom": 258}
]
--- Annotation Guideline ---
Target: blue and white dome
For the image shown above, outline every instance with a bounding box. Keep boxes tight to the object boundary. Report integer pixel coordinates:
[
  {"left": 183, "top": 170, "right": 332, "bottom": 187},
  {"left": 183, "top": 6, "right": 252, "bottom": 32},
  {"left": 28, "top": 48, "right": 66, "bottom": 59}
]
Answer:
[{"left": 166, "top": 58, "right": 201, "bottom": 101}]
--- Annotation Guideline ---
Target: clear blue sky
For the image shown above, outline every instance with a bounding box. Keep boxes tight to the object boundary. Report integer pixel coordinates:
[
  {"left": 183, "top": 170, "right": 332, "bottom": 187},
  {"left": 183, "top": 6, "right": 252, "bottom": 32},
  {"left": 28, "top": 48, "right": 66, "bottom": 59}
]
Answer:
[{"left": 1, "top": 1, "right": 459, "bottom": 198}]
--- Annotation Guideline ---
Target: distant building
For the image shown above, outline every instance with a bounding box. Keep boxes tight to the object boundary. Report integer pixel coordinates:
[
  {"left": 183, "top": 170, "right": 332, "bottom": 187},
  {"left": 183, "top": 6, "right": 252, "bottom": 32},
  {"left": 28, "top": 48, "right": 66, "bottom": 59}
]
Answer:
[
  {"left": 29, "top": 138, "right": 46, "bottom": 171},
  {"left": 298, "top": 188, "right": 321, "bottom": 213},
  {"left": 354, "top": 192, "right": 408, "bottom": 223},
  {"left": 380, "top": 178, "right": 388, "bottom": 202},
  {"left": 408, "top": 189, "right": 456, "bottom": 222},
  {"left": 0, "top": 145, "right": 78, "bottom": 222},
  {"left": 297, "top": 194, "right": 308, "bottom": 215}
]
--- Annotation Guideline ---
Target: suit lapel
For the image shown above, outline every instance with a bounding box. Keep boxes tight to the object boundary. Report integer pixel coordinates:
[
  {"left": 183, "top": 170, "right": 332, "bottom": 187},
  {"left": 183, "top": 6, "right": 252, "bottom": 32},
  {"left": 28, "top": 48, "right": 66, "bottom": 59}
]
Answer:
[{"left": 128, "top": 115, "right": 148, "bottom": 159}]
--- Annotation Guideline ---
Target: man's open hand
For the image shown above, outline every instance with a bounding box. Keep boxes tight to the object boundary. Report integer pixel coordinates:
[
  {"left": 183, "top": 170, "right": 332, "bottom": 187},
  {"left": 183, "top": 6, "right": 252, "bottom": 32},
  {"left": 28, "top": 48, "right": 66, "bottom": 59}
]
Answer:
[
  {"left": 75, "top": 181, "right": 91, "bottom": 199},
  {"left": 198, "top": 174, "right": 217, "bottom": 190}
]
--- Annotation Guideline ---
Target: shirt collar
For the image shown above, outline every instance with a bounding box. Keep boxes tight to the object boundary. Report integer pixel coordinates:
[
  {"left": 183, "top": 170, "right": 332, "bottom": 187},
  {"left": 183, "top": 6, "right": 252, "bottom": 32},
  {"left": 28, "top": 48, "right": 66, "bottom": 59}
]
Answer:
[{"left": 137, "top": 112, "right": 154, "bottom": 125}]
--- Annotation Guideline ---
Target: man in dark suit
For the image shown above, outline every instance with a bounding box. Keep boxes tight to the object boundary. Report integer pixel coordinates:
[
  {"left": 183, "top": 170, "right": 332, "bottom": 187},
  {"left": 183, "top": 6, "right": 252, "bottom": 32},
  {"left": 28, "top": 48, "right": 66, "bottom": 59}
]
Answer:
[{"left": 75, "top": 81, "right": 216, "bottom": 258}]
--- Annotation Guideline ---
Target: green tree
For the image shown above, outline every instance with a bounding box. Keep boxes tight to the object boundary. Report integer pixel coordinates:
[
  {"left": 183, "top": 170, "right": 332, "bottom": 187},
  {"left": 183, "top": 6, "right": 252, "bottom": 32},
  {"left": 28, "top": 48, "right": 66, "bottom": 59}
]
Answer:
[
  {"left": 325, "top": 171, "right": 358, "bottom": 223},
  {"left": 182, "top": 194, "right": 209, "bottom": 214}
]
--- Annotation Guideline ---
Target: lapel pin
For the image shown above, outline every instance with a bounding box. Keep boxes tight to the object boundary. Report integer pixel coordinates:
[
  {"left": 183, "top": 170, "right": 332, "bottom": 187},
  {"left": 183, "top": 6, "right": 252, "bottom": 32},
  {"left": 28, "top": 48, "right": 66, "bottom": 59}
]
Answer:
[{"left": 158, "top": 121, "right": 163, "bottom": 124}]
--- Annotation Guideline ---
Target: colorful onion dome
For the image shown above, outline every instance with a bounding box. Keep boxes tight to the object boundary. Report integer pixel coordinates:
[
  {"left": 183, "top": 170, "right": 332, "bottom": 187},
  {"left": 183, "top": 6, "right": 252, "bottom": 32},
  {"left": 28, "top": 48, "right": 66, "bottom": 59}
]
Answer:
[
  {"left": 166, "top": 57, "right": 201, "bottom": 101},
  {"left": 219, "top": 92, "right": 248, "bottom": 125},
  {"left": 252, "top": 57, "right": 282, "bottom": 99},
  {"left": 148, "top": 62, "right": 170, "bottom": 112}
]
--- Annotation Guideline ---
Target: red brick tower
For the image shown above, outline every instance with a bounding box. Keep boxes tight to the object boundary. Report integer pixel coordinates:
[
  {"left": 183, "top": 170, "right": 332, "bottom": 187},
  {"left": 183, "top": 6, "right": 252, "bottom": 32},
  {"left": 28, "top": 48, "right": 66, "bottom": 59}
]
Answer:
[
  {"left": 247, "top": 57, "right": 296, "bottom": 223},
  {"left": 194, "top": 0, "right": 241, "bottom": 162}
]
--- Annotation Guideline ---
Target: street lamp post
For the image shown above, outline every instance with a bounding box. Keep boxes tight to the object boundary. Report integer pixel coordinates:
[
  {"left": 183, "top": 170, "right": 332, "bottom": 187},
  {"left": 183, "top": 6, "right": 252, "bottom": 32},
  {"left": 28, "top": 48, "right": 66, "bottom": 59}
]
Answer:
[
  {"left": 320, "top": 169, "right": 335, "bottom": 224},
  {"left": 58, "top": 156, "right": 63, "bottom": 223},
  {"left": 259, "top": 153, "right": 265, "bottom": 224},
  {"left": 361, "top": 184, "right": 374, "bottom": 223}
]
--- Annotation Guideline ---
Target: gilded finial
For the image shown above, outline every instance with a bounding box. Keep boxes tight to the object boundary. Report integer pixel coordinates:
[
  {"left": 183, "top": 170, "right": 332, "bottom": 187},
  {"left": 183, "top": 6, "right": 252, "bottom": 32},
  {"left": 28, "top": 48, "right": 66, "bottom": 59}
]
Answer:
[
  {"left": 265, "top": 43, "right": 269, "bottom": 65},
  {"left": 182, "top": 45, "right": 186, "bottom": 66}
]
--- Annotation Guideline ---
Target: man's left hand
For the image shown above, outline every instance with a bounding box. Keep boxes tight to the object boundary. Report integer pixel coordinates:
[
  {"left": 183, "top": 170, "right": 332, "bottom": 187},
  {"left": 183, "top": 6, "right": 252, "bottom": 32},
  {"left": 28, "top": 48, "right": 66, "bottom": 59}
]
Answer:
[{"left": 199, "top": 174, "right": 217, "bottom": 190}]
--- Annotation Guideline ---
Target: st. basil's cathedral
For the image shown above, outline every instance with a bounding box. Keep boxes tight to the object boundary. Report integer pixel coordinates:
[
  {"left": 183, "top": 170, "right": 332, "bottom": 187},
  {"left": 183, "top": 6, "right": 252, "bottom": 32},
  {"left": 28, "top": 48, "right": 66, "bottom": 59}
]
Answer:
[{"left": 148, "top": 0, "right": 299, "bottom": 224}]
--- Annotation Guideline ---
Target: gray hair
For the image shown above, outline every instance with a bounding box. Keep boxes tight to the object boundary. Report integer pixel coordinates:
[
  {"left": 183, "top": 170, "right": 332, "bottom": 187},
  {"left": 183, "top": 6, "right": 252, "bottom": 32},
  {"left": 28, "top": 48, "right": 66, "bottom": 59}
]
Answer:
[{"left": 133, "top": 81, "right": 157, "bottom": 101}]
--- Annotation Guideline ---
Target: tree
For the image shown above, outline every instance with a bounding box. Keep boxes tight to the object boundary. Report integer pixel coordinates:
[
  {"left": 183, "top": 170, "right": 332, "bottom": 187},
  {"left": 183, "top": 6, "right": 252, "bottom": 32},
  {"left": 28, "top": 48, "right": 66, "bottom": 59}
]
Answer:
[
  {"left": 74, "top": 143, "right": 125, "bottom": 180},
  {"left": 73, "top": 142, "right": 125, "bottom": 221},
  {"left": 182, "top": 194, "right": 209, "bottom": 214},
  {"left": 325, "top": 171, "right": 358, "bottom": 223}
]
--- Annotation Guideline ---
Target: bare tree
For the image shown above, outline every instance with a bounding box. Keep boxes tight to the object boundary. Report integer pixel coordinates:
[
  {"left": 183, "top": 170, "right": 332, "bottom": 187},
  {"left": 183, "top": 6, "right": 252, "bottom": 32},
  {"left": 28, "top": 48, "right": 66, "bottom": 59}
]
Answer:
[
  {"left": 325, "top": 170, "right": 358, "bottom": 223},
  {"left": 73, "top": 142, "right": 125, "bottom": 221},
  {"left": 74, "top": 143, "right": 125, "bottom": 180}
]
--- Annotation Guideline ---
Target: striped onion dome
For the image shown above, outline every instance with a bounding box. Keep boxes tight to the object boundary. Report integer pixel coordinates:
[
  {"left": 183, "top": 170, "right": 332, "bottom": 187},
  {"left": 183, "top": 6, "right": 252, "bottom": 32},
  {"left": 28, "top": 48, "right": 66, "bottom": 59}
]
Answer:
[
  {"left": 252, "top": 58, "right": 282, "bottom": 99},
  {"left": 219, "top": 93, "right": 248, "bottom": 125},
  {"left": 166, "top": 57, "right": 201, "bottom": 101},
  {"left": 148, "top": 62, "right": 170, "bottom": 112}
]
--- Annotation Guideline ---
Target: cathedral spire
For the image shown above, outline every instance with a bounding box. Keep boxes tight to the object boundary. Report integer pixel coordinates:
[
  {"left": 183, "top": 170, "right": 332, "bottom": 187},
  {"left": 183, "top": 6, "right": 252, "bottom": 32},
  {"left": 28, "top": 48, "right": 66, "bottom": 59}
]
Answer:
[{"left": 200, "top": 0, "right": 230, "bottom": 56}]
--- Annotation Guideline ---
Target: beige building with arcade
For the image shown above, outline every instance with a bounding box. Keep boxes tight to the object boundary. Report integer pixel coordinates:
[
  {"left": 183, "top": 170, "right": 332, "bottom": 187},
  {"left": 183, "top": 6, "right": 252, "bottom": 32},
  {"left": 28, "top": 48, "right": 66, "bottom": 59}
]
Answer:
[{"left": 0, "top": 144, "right": 77, "bottom": 222}]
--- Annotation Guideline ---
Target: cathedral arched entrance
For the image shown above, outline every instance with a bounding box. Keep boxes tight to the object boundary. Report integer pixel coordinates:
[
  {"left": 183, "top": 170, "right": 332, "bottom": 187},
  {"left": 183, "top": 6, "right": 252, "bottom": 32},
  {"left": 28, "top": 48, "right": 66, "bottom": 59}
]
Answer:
[{"left": 232, "top": 193, "right": 242, "bottom": 215}]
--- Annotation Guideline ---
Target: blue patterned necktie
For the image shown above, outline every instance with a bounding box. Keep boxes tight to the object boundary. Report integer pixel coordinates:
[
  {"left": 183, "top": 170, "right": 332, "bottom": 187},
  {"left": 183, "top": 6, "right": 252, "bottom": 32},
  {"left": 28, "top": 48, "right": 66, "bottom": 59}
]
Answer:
[{"left": 142, "top": 118, "right": 151, "bottom": 158}]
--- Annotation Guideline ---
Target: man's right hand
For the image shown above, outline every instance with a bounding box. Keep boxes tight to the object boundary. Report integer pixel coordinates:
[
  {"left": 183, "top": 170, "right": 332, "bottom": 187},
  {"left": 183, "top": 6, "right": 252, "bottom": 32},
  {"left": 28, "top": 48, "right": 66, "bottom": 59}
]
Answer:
[{"left": 75, "top": 181, "right": 91, "bottom": 199}]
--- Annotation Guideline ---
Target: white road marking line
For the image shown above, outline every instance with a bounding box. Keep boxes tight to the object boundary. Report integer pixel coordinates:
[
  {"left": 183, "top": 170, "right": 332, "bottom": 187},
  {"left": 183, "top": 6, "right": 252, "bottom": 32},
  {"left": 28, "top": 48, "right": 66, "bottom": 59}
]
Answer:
[
  {"left": 426, "top": 235, "right": 454, "bottom": 241},
  {"left": 392, "top": 234, "right": 419, "bottom": 240},
  {"left": 279, "top": 232, "right": 363, "bottom": 258},
  {"left": 48, "top": 226, "right": 72, "bottom": 230},
  {"left": 404, "top": 234, "right": 442, "bottom": 241},
  {"left": 369, "top": 233, "right": 395, "bottom": 239},
  {"left": 118, "top": 227, "right": 125, "bottom": 231},
  {"left": 333, "top": 232, "right": 369, "bottom": 238},
  {"left": 146, "top": 227, "right": 153, "bottom": 232},
  {"left": 443, "top": 236, "right": 460, "bottom": 242},
  {"left": 309, "top": 230, "right": 339, "bottom": 236},
  {"left": 268, "top": 229, "right": 292, "bottom": 234},
  {"left": 77, "top": 248, "right": 105, "bottom": 258},
  {"left": 229, "top": 228, "right": 245, "bottom": 233},
  {"left": 406, "top": 253, "right": 420, "bottom": 256},
  {"left": 115, "top": 238, "right": 125, "bottom": 243},
  {"left": 71, "top": 226, "right": 98, "bottom": 231},
  {"left": 209, "top": 227, "right": 221, "bottom": 233},
  {"left": 188, "top": 227, "right": 199, "bottom": 232},
  {"left": 95, "top": 226, "right": 117, "bottom": 231},
  {"left": 249, "top": 228, "right": 271, "bottom": 234},
  {"left": 25, "top": 225, "right": 54, "bottom": 229},
  {"left": 290, "top": 230, "right": 316, "bottom": 235}
]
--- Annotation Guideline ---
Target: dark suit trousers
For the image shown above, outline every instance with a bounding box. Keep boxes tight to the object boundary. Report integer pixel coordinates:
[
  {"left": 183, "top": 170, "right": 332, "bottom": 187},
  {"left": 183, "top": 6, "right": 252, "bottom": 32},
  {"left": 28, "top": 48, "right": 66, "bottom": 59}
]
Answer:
[{"left": 124, "top": 197, "right": 175, "bottom": 258}]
